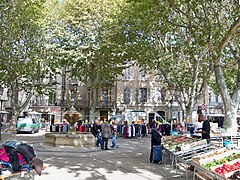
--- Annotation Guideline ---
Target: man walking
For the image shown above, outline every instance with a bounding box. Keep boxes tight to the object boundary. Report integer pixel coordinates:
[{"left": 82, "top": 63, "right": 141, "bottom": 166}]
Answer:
[
  {"left": 100, "top": 120, "right": 111, "bottom": 150},
  {"left": 91, "top": 119, "right": 103, "bottom": 147}
]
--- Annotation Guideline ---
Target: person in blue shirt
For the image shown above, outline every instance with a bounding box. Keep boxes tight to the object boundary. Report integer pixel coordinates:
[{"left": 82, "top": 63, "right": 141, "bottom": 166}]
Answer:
[{"left": 110, "top": 120, "right": 118, "bottom": 148}]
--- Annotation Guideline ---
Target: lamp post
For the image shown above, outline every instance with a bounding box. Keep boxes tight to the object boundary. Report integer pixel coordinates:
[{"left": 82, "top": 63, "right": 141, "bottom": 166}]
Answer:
[
  {"left": 0, "top": 87, "right": 4, "bottom": 141},
  {"left": 0, "top": 87, "right": 4, "bottom": 111},
  {"left": 169, "top": 87, "right": 176, "bottom": 132}
]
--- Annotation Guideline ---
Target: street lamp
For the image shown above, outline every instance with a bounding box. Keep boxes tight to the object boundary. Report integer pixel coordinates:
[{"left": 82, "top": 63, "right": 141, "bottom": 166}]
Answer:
[
  {"left": 0, "top": 87, "right": 4, "bottom": 111},
  {"left": 0, "top": 87, "right": 4, "bottom": 141},
  {"left": 169, "top": 86, "right": 176, "bottom": 132}
]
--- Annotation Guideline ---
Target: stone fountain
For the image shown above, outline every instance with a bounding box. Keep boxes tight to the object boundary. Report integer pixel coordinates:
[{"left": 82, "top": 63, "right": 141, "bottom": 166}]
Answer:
[{"left": 44, "top": 106, "right": 95, "bottom": 147}]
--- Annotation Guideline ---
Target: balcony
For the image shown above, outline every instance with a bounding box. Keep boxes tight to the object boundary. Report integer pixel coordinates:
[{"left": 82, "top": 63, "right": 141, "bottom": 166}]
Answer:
[
  {"left": 75, "top": 100, "right": 89, "bottom": 108},
  {"left": 209, "top": 102, "right": 224, "bottom": 107},
  {"left": 96, "top": 101, "right": 114, "bottom": 109}
]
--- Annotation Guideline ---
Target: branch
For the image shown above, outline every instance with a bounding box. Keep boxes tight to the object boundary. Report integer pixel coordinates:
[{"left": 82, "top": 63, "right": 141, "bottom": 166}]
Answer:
[
  {"left": 168, "top": 0, "right": 199, "bottom": 25},
  {"left": 218, "top": 17, "right": 240, "bottom": 53},
  {"left": 156, "top": 61, "right": 173, "bottom": 86},
  {"left": 201, "top": 1, "right": 211, "bottom": 43}
]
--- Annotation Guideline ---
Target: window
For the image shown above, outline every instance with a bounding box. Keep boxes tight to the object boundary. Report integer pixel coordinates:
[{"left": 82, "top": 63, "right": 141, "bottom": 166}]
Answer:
[
  {"left": 49, "top": 74, "right": 57, "bottom": 85},
  {"left": 139, "top": 70, "right": 146, "bottom": 80},
  {"left": 48, "top": 92, "right": 56, "bottom": 105},
  {"left": 123, "top": 87, "right": 131, "bottom": 104},
  {"left": 124, "top": 68, "right": 132, "bottom": 80},
  {"left": 136, "top": 88, "right": 148, "bottom": 103},
  {"left": 155, "top": 87, "right": 162, "bottom": 103},
  {"left": 102, "top": 90, "right": 108, "bottom": 107},
  {"left": 71, "top": 90, "right": 76, "bottom": 101}
]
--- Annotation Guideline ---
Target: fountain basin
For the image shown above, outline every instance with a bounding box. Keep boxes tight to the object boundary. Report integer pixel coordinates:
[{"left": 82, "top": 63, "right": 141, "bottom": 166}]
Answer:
[{"left": 45, "top": 132, "right": 95, "bottom": 147}]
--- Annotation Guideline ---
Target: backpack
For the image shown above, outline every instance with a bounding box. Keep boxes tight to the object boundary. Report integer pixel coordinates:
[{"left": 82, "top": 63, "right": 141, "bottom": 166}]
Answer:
[
  {"left": 3, "top": 141, "right": 36, "bottom": 172},
  {"left": 0, "top": 147, "right": 10, "bottom": 162}
]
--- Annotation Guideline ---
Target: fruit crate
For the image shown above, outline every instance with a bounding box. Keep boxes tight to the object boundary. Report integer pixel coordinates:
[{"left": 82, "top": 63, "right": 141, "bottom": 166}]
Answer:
[
  {"left": 192, "top": 161, "right": 227, "bottom": 180},
  {"left": 210, "top": 158, "right": 240, "bottom": 179},
  {"left": 199, "top": 149, "right": 240, "bottom": 165}
]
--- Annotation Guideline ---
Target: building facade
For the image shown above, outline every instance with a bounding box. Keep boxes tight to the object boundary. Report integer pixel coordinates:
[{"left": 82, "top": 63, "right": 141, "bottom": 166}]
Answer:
[{"left": 1, "top": 64, "right": 226, "bottom": 124}]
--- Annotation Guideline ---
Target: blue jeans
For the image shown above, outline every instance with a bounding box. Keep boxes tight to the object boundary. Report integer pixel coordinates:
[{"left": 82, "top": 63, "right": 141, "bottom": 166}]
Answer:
[
  {"left": 112, "top": 134, "right": 117, "bottom": 147},
  {"left": 96, "top": 134, "right": 103, "bottom": 146}
]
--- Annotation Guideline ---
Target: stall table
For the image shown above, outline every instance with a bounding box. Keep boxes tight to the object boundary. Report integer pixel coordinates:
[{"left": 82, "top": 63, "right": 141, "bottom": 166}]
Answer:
[
  {"left": 162, "top": 142, "right": 217, "bottom": 180},
  {"left": 191, "top": 160, "right": 226, "bottom": 180}
]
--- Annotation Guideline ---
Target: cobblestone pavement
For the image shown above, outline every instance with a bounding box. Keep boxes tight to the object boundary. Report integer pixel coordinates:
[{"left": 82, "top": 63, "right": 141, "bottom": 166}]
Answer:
[{"left": 1, "top": 130, "right": 193, "bottom": 180}]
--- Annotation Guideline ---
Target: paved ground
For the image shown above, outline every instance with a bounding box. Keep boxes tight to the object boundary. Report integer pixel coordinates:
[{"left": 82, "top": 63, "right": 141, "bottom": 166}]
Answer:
[{"left": 0, "top": 130, "right": 193, "bottom": 180}]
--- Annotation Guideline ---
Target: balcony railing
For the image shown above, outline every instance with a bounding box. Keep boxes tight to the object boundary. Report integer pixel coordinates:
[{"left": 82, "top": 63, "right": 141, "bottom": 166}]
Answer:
[
  {"left": 74, "top": 100, "right": 89, "bottom": 108},
  {"left": 96, "top": 101, "right": 114, "bottom": 109},
  {"left": 30, "top": 99, "right": 115, "bottom": 109},
  {"left": 209, "top": 102, "right": 224, "bottom": 106}
]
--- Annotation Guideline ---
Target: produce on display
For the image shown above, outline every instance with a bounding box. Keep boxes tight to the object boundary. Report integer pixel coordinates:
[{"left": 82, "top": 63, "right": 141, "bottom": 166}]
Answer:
[
  {"left": 162, "top": 136, "right": 200, "bottom": 152},
  {"left": 195, "top": 147, "right": 229, "bottom": 159},
  {"left": 192, "top": 148, "right": 240, "bottom": 178},
  {"left": 202, "top": 153, "right": 240, "bottom": 169},
  {"left": 213, "top": 161, "right": 240, "bottom": 176}
]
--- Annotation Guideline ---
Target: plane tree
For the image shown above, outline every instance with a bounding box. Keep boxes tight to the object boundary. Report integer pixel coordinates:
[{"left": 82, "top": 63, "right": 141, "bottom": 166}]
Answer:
[
  {"left": 110, "top": 0, "right": 213, "bottom": 122},
  {"left": 46, "top": 0, "right": 128, "bottom": 119},
  {"left": 0, "top": 0, "right": 54, "bottom": 130},
  {"left": 162, "top": 0, "right": 240, "bottom": 133},
  {"left": 113, "top": 0, "right": 240, "bottom": 132}
]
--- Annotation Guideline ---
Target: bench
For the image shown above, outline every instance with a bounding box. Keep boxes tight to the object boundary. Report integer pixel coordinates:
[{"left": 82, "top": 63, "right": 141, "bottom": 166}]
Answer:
[{"left": 0, "top": 166, "right": 47, "bottom": 180}]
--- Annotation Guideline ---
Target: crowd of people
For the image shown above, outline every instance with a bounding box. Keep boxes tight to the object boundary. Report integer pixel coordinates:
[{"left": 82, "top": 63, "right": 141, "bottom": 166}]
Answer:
[
  {"left": 89, "top": 117, "right": 163, "bottom": 163},
  {"left": 91, "top": 118, "right": 118, "bottom": 150},
  {"left": 56, "top": 113, "right": 210, "bottom": 165}
]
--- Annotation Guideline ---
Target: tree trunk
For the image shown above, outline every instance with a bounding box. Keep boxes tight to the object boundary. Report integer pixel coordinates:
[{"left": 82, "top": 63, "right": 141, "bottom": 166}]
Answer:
[
  {"left": 214, "top": 64, "right": 239, "bottom": 134},
  {"left": 8, "top": 84, "right": 33, "bottom": 131},
  {"left": 9, "top": 110, "right": 19, "bottom": 132},
  {"left": 89, "top": 88, "right": 95, "bottom": 121},
  {"left": 223, "top": 102, "right": 238, "bottom": 135},
  {"left": 185, "top": 105, "right": 194, "bottom": 123}
]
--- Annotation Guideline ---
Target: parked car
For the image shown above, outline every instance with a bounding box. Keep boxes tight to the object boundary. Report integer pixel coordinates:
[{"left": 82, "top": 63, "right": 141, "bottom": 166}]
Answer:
[{"left": 16, "top": 117, "right": 40, "bottom": 134}]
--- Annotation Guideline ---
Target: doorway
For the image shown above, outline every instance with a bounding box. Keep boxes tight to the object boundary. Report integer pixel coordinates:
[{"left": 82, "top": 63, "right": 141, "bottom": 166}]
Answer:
[{"left": 100, "top": 110, "right": 108, "bottom": 122}]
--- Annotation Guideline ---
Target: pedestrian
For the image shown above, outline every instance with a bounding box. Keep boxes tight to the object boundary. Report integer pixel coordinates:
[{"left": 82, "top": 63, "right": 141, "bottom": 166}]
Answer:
[
  {"left": 122, "top": 120, "right": 129, "bottom": 139},
  {"left": 76, "top": 119, "right": 82, "bottom": 132},
  {"left": 195, "top": 113, "right": 211, "bottom": 144},
  {"left": 100, "top": 120, "right": 111, "bottom": 150},
  {"left": 149, "top": 119, "right": 157, "bottom": 129},
  {"left": 129, "top": 121, "right": 136, "bottom": 138},
  {"left": 110, "top": 119, "right": 118, "bottom": 148},
  {"left": 61, "top": 119, "right": 69, "bottom": 132},
  {"left": 91, "top": 119, "right": 103, "bottom": 147},
  {"left": 141, "top": 121, "right": 147, "bottom": 137},
  {"left": 190, "top": 125, "right": 195, "bottom": 137},
  {"left": 177, "top": 123, "right": 183, "bottom": 135},
  {"left": 149, "top": 128, "right": 162, "bottom": 163}
]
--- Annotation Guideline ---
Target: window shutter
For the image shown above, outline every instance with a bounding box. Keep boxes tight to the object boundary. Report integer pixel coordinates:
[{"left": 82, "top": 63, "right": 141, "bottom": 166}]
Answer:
[
  {"left": 147, "top": 89, "right": 151, "bottom": 102},
  {"left": 136, "top": 88, "right": 139, "bottom": 103}
]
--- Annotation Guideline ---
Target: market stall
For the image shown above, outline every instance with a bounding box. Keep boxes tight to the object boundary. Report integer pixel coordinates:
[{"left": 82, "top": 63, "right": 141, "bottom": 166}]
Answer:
[
  {"left": 162, "top": 135, "right": 218, "bottom": 179},
  {"left": 162, "top": 132, "right": 240, "bottom": 179},
  {"left": 192, "top": 147, "right": 240, "bottom": 180}
]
